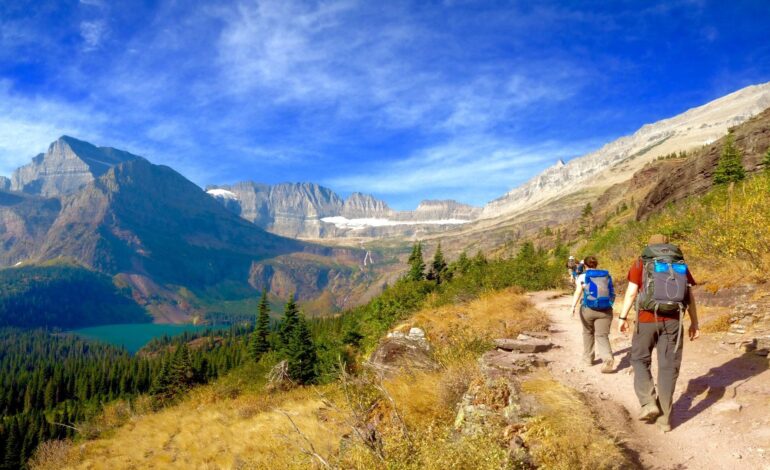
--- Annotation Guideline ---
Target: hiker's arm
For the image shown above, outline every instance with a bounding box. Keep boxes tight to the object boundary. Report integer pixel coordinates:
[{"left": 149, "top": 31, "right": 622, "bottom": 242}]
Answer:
[
  {"left": 617, "top": 282, "right": 638, "bottom": 334},
  {"left": 571, "top": 282, "right": 582, "bottom": 316},
  {"left": 687, "top": 288, "right": 700, "bottom": 340}
]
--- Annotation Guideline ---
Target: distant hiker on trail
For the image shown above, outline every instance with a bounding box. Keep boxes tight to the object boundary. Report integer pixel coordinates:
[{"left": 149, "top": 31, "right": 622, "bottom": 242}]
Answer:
[
  {"left": 566, "top": 255, "right": 578, "bottom": 285},
  {"left": 576, "top": 259, "right": 586, "bottom": 276},
  {"left": 570, "top": 255, "right": 616, "bottom": 373},
  {"left": 617, "top": 234, "right": 700, "bottom": 432}
]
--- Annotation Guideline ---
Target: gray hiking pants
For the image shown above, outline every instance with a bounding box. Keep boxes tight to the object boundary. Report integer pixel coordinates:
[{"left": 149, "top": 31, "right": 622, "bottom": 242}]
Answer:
[
  {"left": 631, "top": 319, "right": 683, "bottom": 425},
  {"left": 579, "top": 306, "right": 613, "bottom": 363}
]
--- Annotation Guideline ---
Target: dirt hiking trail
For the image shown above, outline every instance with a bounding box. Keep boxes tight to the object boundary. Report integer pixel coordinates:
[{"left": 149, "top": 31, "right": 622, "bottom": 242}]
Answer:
[{"left": 530, "top": 291, "right": 770, "bottom": 470}]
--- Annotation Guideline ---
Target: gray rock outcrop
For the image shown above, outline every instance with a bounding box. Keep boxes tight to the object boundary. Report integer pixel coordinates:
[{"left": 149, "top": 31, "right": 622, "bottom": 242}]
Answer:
[
  {"left": 11, "top": 136, "right": 141, "bottom": 197},
  {"left": 207, "top": 182, "right": 481, "bottom": 239},
  {"left": 0, "top": 177, "right": 9, "bottom": 191}
]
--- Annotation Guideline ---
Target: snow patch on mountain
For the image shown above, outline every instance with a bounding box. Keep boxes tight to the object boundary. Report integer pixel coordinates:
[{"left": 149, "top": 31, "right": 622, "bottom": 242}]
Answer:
[
  {"left": 206, "top": 188, "right": 239, "bottom": 200},
  {"left": 321, "top": 216, "right": 470, "bottom": 230}
]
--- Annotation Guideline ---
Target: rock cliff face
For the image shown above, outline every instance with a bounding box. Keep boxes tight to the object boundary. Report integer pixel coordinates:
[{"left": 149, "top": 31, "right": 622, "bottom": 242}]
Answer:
[
  {"left": 341, "top": 192, "right": 394, "bottom": 218},
  {"left": 11, "top": 136, "right": 140, "bottom": 197},
  {"left": 0, "top": 177, "right": 9, "bottom": 191},
  {"left": 1, "top": 138, "right": 372, "bottom": 322},
  {"left": 207, "top": 183, "right": 479, "bottom": 239},
  {"left": 481, "top": 81, "right": 770, "bottom": 220}
]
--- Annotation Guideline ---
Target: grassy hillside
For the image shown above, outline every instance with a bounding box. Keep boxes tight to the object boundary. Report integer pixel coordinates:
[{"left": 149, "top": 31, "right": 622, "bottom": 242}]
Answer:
[
  {"left": 31, "top": 288, "right": 627, "bottom": 470},
  {"left": 579, "top": 171, "right": 770, "bottom": 287}
]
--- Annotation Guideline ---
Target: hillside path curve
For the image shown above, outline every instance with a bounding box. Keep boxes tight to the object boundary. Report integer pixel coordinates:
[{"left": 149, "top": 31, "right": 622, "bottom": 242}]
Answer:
[{"left": 530, "top": 290, "right": 770, "bottom": 470}]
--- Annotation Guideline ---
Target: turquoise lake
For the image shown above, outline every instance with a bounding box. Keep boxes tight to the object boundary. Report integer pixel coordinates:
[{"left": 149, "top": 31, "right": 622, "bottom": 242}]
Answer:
[{"left": 71, "top": 323, "right": 227, "bottom": 354}]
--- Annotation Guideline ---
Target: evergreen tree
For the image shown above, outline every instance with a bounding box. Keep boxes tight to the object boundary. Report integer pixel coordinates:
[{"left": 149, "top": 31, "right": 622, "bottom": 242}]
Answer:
[
  {"left": 407, "top": 242, "right": 425, "bottom": 281},
  {"left": 762, "top": 147, "right": 770, "bottom": 173},
  {"left": 286, "top": 314, "right": 318, "bottom": 385},
  {"left": 3, "top": 418, "right": 20, "bottom": 470},
  {"left": 714, "top": 132, "right": 746, "bottom": 184},
  {"left": 454, "top": 250, "right": 471, "bottom": 275},
  {"left": 581, "top": 202, "right": 593, "bottom": 218},
  {"left": 248, "top": 289, "right": 271, "bottom": 361},
  {"left": 279, "top": 296, "right": 300, "bottom": 350},
  {"left": 427, "top": 243, "right": 449, "bottom": 284},
  {"left": 170, "top": 344, "right": 194, "bottom": 391}
]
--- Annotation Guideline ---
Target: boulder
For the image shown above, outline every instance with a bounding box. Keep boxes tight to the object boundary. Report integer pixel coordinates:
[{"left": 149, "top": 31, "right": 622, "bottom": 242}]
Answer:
[
  {"left": 495, "top": 338, "right": 553, "bottom": 353},
  {"left": 480, "top": 350, "right": 550, "bottom": 380},
  {"left": 368, "top": 329, "right": 438, "bottom": 375}
]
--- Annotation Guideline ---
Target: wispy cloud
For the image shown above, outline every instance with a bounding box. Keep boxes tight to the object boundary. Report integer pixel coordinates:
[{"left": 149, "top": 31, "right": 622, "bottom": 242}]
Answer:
[{"left": 79, "top": 20, "right": 107, "bottom": 51}]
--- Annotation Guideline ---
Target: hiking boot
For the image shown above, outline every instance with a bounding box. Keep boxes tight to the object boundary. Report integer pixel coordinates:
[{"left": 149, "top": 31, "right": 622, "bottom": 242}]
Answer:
[
  {"left": 600, "top": 358, "right": 614, "bottom": 374},
  {"left": 583, "top": 357, "right": 594, "bottom": 367},
  {"left": 655, "top": 416, "right": 672, "bottom": 432},
  {"left": 638, "top": 403, "right": 661, "bottom": 422}
]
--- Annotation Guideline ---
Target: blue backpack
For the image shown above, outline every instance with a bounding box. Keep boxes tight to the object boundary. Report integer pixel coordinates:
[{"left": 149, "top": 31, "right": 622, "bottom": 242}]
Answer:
[{"left": 582, "top": 270, "right": 615, "bottom": 310}]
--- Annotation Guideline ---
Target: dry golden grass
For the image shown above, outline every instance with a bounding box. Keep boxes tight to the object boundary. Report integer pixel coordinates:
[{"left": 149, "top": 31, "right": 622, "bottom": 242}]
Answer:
[
  {"left": 47, "top": 384, "right": 346, "bottom": 470},
  {"left": 409, "top": 287, "right": 549, "bottom": 366},
  {"left": 522, "top": 373, "right": 629, "bottom": 470},
  {"left": 39, "top": 289, "right": 565, "bottom": 470}
]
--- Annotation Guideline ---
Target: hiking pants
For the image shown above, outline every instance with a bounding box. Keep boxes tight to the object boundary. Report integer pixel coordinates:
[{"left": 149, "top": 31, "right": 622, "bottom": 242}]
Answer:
[
  {"left": 579, "top": 306, "right": 613, "bottom": 363},
  {"left": 631, "top": 319, "right": 683, "bottom": 425}
]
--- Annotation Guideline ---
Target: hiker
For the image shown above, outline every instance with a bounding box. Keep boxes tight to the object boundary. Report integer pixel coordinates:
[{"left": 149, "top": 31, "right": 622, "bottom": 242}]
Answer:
[
  {"left": 566, "top": 255, "right": 578, "bottom": 285},
  {"left": 617, "top": 234, "right": 700, "bottom": 432},
  {"left": 576, "top": 259, "right": 586, "bottom": 276},
  {"left": 570, "top": 255, "right": 616, "bottom": 373}
]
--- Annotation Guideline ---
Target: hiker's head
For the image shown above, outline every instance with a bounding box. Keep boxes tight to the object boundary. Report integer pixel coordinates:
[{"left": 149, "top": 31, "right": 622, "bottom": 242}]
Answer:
[
  {"left": 569, "top": 255, "right": 575, "bottom": 260},
  {"left": 584, "top": 256, "right": 599, "bottom": 268},
  {"left": 648, "top": 234, "right": 669, "bottom": 245}
]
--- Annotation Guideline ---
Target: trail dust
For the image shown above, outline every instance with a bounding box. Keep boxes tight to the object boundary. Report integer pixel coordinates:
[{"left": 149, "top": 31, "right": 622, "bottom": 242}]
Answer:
[{"left": 530, "top": 290, "right": 770, "bottom": 470}]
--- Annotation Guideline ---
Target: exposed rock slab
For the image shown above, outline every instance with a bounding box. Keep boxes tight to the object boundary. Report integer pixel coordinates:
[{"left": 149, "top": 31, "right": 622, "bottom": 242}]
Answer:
[
  {"left": 495, "top": 337, "right": 554, "bottom": 353},
  {"left": 368, "top": 327, "right": 438, "bottom": 375}
]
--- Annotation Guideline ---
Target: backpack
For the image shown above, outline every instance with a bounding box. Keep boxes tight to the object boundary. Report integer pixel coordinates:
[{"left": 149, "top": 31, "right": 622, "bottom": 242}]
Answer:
[
  {"left": 636, "top": 243, "right": 689, "bottom": 315},
  {"left": 582, "top": 270, "right": 615, "bottom": 310}
]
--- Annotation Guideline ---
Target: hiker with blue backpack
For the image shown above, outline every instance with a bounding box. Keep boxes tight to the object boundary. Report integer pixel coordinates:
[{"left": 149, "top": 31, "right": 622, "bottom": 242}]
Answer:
[
  {"left": 617, "top": 234, "right": 700, "bottom": 432},
  {"left": 570, "top": 255, "right": 616, "bottom": 374}
]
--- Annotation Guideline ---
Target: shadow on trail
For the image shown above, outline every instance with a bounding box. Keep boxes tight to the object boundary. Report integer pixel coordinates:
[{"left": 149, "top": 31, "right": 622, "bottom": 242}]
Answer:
[
  {"left": 673, "top": 350, "right": 769, "bottom": 427},
  {"left": 613, "top": 347, "right": 631, "bottom": 372}
]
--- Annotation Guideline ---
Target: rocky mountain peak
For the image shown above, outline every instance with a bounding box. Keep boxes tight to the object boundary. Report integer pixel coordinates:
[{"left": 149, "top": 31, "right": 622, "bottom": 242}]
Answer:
[
  {"left": 341, "top": 192, "right": 393, "bottom": 218},
  {"left": 480, "top": 81, "right": 770, "bottom": 220},
  {"left": 11, "top": 136, "right": 142, "bottom": 197}
]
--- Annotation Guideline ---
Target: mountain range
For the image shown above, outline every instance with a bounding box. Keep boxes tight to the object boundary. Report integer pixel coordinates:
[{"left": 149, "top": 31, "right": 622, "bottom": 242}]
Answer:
[
  {"left": 2, "top": 81, "right": 770, "bottom": 324},
  {"left": 206, "top": 182, "right": 480, "bottom": 239},
  {"left": 0, "top": 137, "right": 373, "bottom": 324}
]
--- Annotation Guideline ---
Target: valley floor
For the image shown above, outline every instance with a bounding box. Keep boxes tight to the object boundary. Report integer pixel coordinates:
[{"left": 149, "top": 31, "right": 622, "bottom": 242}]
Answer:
[{"left": 532, "top": 291, "right": 770, "bottom": 470}]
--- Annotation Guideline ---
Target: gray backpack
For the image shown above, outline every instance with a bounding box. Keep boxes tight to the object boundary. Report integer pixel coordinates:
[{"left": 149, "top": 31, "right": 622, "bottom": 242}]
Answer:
[{"left": 636, "top": 243, "right": 689, "bottom": 316}]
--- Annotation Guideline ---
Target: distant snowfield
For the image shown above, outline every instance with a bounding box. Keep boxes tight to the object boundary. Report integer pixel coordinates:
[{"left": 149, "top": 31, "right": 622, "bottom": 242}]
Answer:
[
  {"left": 206, "top": 189, "right": 238, "bottom": 199},
  {"left": 321, "top": 216, "right": 470, "bottom": 229}
]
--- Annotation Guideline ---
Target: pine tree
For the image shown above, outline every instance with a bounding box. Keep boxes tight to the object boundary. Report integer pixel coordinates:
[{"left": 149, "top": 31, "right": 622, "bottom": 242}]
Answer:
[
  {"left": 279, "top": 296, "right": 300, "bottom": 350},
  {"left": 762, "top": 147, "right": 770, "bottom": 173},
  {"left": 581, "top": 202, "right": 593, "bottom": 218},
  {"left": 454, "top": 250, "right": 471, "bottom": 275},
  {"left": 714, "top": 132, "right": 746, "bottom": 184},
  {"left": 427, "top": 243, "right": 449, "bottom": 284},
  {"left": 170, "top": 344, "right": 194, "bottom": 391},
  {"left": 286, "top": 314, "right": 318, "bottom": 385},
  {"left": 407, "top": 242, "right": 425, "bottom": 281},
  {"left": 248, "top": 289, "right": 271, "bottom": 361},
  {"left": 3, "top": 418, "right": 21, "bottom": 470}
]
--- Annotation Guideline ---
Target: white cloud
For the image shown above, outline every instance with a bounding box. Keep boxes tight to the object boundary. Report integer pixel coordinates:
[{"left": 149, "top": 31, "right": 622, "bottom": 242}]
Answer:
[
  {"left": 0, "top": 82, "right": 108, "bottom": 175},
  {"left": 325, "top": 136, "right": 589, "bottom": 206},
  {"left": 80, "top": 20, "right": 107, "bottom": 51}
]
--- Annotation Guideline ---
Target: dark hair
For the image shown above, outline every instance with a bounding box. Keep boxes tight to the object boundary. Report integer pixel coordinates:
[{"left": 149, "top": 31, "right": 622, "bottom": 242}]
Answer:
[{"left": 584, "top": 255, "right": 599, "bottom": 268}]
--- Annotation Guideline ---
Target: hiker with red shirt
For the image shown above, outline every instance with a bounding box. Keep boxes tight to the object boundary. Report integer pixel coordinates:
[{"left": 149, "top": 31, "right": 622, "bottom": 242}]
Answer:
[{"left": 618, "top": 234, "right": 700, "bottom": 432}]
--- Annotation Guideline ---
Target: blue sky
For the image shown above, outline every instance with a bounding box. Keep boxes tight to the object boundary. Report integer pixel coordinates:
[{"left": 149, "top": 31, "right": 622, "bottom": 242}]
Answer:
[{"left": 1, "top": 0, "right": 769, "bottom": 209}]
